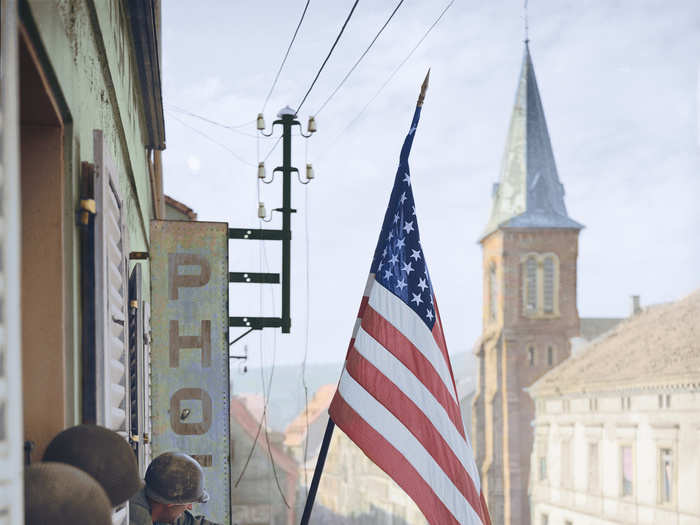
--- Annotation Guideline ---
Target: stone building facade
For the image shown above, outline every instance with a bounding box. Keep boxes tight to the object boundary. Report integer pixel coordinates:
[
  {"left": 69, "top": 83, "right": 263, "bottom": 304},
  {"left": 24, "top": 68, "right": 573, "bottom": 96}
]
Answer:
[{"left": 528, "top": 290, "right": 700, "bottom": 525}]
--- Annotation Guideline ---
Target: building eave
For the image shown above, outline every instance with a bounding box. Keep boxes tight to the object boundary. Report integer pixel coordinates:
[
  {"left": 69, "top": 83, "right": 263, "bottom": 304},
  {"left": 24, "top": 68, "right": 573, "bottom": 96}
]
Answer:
[{"left": 126, "top": 0, "right": 165, "bottom": 150}]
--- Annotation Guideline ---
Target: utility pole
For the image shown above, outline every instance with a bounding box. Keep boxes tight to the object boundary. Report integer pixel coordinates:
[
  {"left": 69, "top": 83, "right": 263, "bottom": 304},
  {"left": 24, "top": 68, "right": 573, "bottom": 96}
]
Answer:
[{"left": 228, "top": 106, "right": 314, "bottom": 342}]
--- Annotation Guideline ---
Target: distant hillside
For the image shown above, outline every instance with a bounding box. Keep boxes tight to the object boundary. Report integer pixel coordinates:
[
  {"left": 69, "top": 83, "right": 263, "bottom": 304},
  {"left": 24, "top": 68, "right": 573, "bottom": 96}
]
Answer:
[{"left": 231, "top": 352, "right": 476, "bottom": 432}]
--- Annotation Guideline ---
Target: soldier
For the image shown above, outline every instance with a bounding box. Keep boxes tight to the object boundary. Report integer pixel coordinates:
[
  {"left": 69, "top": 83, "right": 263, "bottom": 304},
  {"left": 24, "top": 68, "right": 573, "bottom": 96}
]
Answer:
[
  {"left": 25, "top": 462, "right": 113, "bottom": 525},
  {"left": 129, "top": 451, "right": 221, "bottom": 525},
  {"left": 43, "top": 424, "right": 142, "bottom": 507}
]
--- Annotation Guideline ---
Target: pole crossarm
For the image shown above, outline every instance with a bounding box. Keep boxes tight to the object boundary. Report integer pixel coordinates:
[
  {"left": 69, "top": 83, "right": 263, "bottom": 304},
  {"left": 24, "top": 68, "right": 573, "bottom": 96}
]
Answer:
[
  {"left": 229, "top": 272, "right": 280, "bottom": 284},
  {"left": 229, "top": 316, "right": 283, "bottom": 330},
  {"left": 228, "top": 228, "right": 289, "bottom": 241}
]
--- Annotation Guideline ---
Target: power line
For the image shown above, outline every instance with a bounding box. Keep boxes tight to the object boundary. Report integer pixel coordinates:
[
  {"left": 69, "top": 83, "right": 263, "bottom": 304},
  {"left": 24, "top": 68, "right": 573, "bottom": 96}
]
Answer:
[
  {"left": 262, "top": 0, "right": 312, "bottom": 112},
  {"left": 318, "top": 0, "right": 455, "bottom": 159},
  {"left": 314, "top": 0, "right": 405, "bottom": 116},
  {"left": 166, "top": 111, "right": 256, "bottom": 167},
  {"left": 295, "top": 0, "right": 360, "bottom": 114},
  {"left": 168, "top": 104, "right": 256, "bottom": 134}
]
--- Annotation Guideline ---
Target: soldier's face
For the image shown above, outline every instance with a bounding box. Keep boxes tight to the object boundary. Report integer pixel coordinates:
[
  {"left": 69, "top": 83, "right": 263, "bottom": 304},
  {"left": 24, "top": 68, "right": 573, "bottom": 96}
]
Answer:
[{"left": 162, "top": 503, "right": 193, "bottom": 522}]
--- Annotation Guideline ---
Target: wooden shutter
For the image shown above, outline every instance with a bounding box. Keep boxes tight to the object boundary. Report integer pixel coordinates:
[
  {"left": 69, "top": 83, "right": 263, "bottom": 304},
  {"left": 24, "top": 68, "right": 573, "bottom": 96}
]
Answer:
[
  {"left": 129, "top": 264, "right": 153, "bottom": 474},
  {"left": 0, "top": 0, "right": 23, "bottom": 522},
  {"left": 93, "top": 131, "right": 129, "bottom": 525}
]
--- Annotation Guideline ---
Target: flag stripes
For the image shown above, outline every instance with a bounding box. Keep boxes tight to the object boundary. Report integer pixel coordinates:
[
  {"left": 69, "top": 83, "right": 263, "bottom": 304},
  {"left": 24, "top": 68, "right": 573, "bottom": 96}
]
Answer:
[
  {"left": 367, "top": 278, "right": 458, "bottom": 402},
  {"left": 329, "top": 394, "right": 463, "bottom": 525},
  {"left": 343, "top": 345, "right": 484, "bottom": 516},
  {"left": 335, "top": 370, "right": 484, "bottom": 525},
  {"left": 352, "top": 324, "right": 480, "bottom": 489},
  {"left": 361, "top": 303, "right": 464, "bottom": 439}
]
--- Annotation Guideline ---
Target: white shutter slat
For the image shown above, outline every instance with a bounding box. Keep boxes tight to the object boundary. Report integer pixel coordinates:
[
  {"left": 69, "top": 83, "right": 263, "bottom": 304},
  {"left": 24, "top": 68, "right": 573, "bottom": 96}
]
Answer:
[{"left": 93, "top": 128, "right": 129, "bottom": 445}]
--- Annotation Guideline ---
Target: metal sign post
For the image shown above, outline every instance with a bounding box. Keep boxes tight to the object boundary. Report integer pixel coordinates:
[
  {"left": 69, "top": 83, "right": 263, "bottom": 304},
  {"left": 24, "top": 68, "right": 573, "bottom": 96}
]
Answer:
[{"left": 150, "top": 221, "right": 230, "bottom": 523}]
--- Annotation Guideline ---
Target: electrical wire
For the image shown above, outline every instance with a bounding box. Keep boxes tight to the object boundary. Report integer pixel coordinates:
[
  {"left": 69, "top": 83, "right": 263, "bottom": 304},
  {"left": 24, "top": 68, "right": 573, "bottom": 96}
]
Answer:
[
  {"left": 301, "top": 139, "right": 312, "bottom": 494},
  {"left": 314, "top": 0, "right": 405, "bottom": 117},
  {"left": 166, "top": 111, "right": 256, "bottom": 167},
  {"left": 261, "top": 0, "right": 312, "bottom": 112},
  {"left": 168, "top": 104, "right": 257, "bottom": 133},
  {"left": 295, "top": 0, "right": 360, "bottom": 114},
  {"left": 318, "top": 0, "right": 455, "bottom": 159}
]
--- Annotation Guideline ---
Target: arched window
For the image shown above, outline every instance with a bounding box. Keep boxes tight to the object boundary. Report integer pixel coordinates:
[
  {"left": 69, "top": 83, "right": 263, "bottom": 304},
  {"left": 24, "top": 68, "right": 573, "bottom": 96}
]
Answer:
[
  {"left": 543, "top": 256, "right": 555, "bottom": 313},
  {"left": 524, "top": 256, "right": 538, "bottom": 313},
  {"left": 528, "top": 346, "right": 535, "bottom": 366},
  {"left": 522, "top": 253, "right": 559, "bottom": 317},
  {"left": 489, "top": 262, "right": 497, "bottom": 321}
]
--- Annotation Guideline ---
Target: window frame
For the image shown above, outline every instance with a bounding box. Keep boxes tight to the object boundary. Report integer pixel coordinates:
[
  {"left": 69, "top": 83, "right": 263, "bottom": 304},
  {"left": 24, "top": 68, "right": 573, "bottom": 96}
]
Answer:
[
  {"left": 620, "top": 444, "right": 635, "bottom": 498},
  {"left": 657, "top": 446, "right": 675, "bottom": 506},
  {"left": 521, "top": 252, "right": 560, "bottom": 318}
]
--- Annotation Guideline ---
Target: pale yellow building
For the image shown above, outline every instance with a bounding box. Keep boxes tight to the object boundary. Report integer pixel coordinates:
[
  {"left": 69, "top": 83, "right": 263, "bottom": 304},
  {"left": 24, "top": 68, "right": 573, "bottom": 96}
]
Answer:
[{"left": 528, "top": 290, "right": 700, "bottom": 525}]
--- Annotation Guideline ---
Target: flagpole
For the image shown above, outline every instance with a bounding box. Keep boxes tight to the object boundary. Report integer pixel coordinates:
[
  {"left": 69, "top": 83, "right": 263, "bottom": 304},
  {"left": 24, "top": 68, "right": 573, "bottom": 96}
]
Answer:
[{"left": 299, "top": 419, "right": 335, "bottom": 525}]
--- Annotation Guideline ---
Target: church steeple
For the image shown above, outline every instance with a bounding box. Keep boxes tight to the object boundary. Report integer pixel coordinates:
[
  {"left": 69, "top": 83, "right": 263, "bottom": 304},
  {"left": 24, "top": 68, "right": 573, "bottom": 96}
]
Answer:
[{"left": 481, "top": 44, "right": 583, "bottom": 240}]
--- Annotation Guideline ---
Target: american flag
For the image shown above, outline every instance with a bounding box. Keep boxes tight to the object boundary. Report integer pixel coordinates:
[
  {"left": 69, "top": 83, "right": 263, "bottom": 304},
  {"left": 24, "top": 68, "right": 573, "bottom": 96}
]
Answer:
[{"left": 328, "top": 104, "right": 490, "bottom": 525}]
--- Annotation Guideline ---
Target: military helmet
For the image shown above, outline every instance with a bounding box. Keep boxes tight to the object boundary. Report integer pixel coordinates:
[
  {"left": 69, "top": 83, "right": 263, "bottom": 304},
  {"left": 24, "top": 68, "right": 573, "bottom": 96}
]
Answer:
[
  {"left": 43, "top": 424, "right": 141, "bottom": 506},
  {"left": 25, "top": 462, "right": 113, "bottom": 525},
  {"left": 145, "top": 452, "right": 210, "bottom": 504}
]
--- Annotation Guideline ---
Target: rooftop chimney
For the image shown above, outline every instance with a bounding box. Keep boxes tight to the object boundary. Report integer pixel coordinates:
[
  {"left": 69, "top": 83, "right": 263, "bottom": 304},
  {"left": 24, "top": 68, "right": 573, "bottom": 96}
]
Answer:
[{"left": 631, "top": 295, "right": 641, "bottom": 316}]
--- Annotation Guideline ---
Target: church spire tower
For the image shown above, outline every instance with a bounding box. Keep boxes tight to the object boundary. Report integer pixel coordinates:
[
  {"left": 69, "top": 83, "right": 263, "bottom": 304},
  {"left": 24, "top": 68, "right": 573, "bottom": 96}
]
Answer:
[
  {"left": 472, "top": 42, "right": 582, "bottom": 525},
  {"left": 482, "top": 43, "right": 583, "bottom": 239}
]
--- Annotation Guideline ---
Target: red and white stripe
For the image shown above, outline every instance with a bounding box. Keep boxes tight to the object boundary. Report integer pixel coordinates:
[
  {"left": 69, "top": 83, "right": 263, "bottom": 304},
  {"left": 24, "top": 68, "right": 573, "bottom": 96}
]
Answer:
[{"left": 329, "top": 276, "right": 490, "bottom": 525}]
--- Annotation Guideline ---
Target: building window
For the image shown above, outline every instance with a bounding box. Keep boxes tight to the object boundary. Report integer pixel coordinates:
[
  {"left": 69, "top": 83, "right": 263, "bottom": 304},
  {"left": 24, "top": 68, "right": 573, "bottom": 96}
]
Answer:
[
  {"left": 528, "top": 346, "right": 535, "bottom": 366},
  {"left": 489, "top": 262, "right": 497, "bottom": 321},
  {"left": 588, "top": 442, "right": 599, "bottom": 493},
  {"left": 561, "top": 439, "right": 572, "bottom": 489},
  {"left": 659, "top": 448, "right": 673, "bottom": 503},
  {"left": 525, "top": 256, "right": 538, "bottom": 313},
  {"left": 522, "top": 253, "right": 559, "bottom": 317},
  {"left": 547, "top": 346, "right": 554, "bottom": 366},
  {"left": 543, "top": 256, "right": 555, "bottom": 313},
  {"left": 539, "top": 455, "right": 547, "bottom": 481},
  {"left": 621, "top": 445, "right": 634, "bottom": 497}
]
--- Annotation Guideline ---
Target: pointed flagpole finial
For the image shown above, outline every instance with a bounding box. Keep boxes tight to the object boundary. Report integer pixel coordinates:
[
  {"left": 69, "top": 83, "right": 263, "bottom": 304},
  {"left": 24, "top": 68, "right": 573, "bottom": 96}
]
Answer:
[
  {"left": 417, "top": 68, "right": 431, "bottom": 107},
  {"left": 523, "top": 0, "right": 529, "bottom": 44}
]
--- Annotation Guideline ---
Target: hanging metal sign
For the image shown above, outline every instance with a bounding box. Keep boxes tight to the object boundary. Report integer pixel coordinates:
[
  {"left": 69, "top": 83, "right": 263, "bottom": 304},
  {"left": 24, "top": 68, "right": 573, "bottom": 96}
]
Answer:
[{"left": 150, "top": 221, "right": 230, "bottom": 523}]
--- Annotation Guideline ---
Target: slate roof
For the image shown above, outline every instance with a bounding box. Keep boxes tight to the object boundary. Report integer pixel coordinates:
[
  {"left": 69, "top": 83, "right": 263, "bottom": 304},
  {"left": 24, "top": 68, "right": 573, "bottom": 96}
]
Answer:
[
  {"left": 530, "top": 289, "right": 700, "bottom": 396},
  {"left": 579, "top": 317, "right": 625, "bottom": 342},
  {"left": 482, "top": 44, "right": 583, "bottom": 240}
]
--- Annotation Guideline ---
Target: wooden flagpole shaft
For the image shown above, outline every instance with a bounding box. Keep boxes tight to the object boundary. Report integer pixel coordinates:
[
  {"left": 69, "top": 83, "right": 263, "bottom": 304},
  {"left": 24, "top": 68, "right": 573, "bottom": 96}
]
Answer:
[{"left": 299, "top": 418, "right": 335, "bottom": 525}]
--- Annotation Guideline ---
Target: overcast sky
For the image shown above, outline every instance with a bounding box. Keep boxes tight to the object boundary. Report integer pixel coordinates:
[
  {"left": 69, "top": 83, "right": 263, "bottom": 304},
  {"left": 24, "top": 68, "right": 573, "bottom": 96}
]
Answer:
[{"left": 161, "top": 0, "right": 700, "bottom": 373}]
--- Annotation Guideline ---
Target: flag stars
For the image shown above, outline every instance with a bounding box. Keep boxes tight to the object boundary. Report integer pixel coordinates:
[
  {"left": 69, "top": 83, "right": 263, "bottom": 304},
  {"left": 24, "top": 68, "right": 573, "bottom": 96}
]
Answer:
[
  {"left": 383, "top": 269, "right": 393, "bottom": 280},
  {"left": 403, "top": 173, "right": 411, "bottom": 185},
  {"left": 403, "top": 221, "right": 414, "bottom": 234},
  {"left": 388, "top": 253, "right": 399, "bottom": 265},
  {"left": 393, "top": 212, "right": 400, "bottom": 224},
  {"left": 396, "top": 237, "right": 406, "bottom": 250},
  {"left": 411, "top": 293, "right": 423, "bottom": 306},
  {"left": 382, "top": 247, "right": 388, "bottom": 258},
  {"left": 412, "top": 205, "right": 416, "bottom": 216},
  {"left": 417, "top": 277, "right": 428, "bottom": 292},
  {"left": 377, "top": 260, "right": 384, "bottom": 272},
  {"left": 399, "top": 192, "right": 407, "bottom": 204},
  {"left": 401, "top": 261, "right": 414, "bottom": 275},
  {"left": 387, "top": 230, "right": 394, "bottom": 241},
  {"left": 426, "top": 309, "right": 434, "bottom": 321},
  {"left": 396, "top": 278, "right": 407, "bottom": 291},
  {"left": 410, "top": 249, "right": 421, "bottom": 261}
]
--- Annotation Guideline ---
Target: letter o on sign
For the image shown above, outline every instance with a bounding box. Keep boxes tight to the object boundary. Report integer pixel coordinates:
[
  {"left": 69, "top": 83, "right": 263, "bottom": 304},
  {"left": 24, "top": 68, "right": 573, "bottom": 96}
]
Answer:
[{"left": 170, "top": 388, "right": 213, "bottom": 435}]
